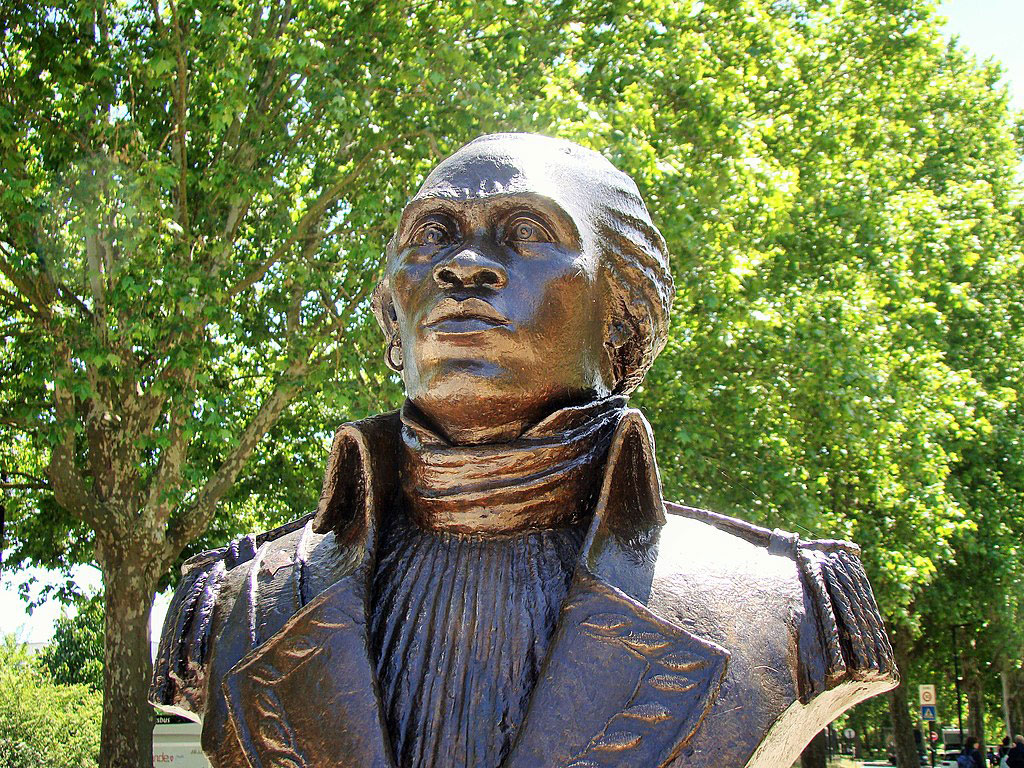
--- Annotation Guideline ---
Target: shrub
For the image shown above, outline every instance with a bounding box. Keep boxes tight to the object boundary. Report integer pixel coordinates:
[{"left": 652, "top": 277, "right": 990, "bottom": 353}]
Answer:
[{"left": 0, "top": 636, "right": 101, "bottom": 768}]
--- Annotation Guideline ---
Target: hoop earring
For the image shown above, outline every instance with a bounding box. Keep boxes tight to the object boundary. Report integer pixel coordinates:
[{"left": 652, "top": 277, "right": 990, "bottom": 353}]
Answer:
[{"left": 386, "top": 337, "right": 404, "bottom": 372}]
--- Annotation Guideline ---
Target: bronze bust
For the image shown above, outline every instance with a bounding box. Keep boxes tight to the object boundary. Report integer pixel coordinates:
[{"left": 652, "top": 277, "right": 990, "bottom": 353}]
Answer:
[{"left": 152, "top": 133, "right": 897, "bottom": 768}]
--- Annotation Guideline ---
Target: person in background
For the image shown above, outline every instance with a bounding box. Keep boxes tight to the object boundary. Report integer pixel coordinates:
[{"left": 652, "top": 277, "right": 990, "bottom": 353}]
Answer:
[
  {"left": 958, "top": 737, "right": 984, "bottom": 768},
  {"left": 999, "top": 736, "right": 1012, "bottom": 766},
  {"left": 1006, "top": 735, "right": 1024, "bottom": 768},
  {"left": 958, "top": 737, "right": 985, "bottom": 768}
]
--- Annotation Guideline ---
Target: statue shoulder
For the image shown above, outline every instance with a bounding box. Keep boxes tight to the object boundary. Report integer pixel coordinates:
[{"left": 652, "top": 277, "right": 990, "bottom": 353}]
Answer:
[
  {"left": 657, "top": 501, "right": 808, "bottom": 577},
  {"left": 657, "top": 503, "right": 897, "bottom": 696},
  {"left": 150, "top": 514, "right": 317, "bottom": 720}
]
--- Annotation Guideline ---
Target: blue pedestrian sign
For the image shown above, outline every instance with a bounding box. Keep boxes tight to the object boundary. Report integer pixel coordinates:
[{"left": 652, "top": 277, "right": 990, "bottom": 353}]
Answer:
[{"left": 921, "top": 705, "right": 937, "bottom": 721}]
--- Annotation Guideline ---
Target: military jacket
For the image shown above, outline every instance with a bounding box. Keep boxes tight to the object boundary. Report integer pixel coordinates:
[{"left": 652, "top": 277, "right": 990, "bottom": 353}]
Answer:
[{"left": 151, "top": 410, "right": 897, "bottom": 768}]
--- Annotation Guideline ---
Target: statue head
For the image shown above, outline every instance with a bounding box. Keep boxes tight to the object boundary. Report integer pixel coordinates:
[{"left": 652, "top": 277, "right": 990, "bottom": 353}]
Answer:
[{"left": 373, "top": 133, "right": 674, "bottom": 444}]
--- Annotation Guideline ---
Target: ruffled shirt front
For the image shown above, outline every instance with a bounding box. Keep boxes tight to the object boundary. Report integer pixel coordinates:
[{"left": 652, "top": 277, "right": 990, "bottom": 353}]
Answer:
[{"left": 369, "top": 398, "right": 626, "bottom": 768}]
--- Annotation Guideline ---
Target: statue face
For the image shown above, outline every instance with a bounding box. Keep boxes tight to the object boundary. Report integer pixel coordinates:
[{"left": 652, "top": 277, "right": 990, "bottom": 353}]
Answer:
[{"left": 385, "top": 139, "right": 612, "bottom": 444}]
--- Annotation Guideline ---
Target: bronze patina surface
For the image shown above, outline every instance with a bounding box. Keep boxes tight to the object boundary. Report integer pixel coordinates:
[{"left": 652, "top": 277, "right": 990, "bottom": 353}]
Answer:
[{"left": 152, "top": 133, "right": 898, "bottom": 768}]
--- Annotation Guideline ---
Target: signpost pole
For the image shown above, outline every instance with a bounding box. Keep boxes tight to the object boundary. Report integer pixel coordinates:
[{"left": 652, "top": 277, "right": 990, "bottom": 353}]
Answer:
[{"left": 920, "top": 685, "right": 939, "bottom": 767}]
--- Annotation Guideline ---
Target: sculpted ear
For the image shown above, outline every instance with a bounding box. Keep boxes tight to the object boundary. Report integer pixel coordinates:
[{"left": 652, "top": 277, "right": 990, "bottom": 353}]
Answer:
[
  {"left": 603, "top": 301, "right": 638, "bottom": 394},
  {"left": 607, "top": 318, "right": 631, "bottom": 350},
  {"left": 371, "top": 277, "right": 398, "bottom": 340}
]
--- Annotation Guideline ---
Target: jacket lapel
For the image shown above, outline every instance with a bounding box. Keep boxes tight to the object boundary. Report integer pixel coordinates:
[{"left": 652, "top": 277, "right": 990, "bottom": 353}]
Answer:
[
  {"left": 222, "top": 563, "right": 394, "bottom": 768},
  {"left": 222, "top": 414, "right": 400, "bottom": 768},
  {"left": 502, "top": 572, "right": 728, "bottom": 768},
  {"left": 504, "top": 411, "right": 729, "bottom": 768}
]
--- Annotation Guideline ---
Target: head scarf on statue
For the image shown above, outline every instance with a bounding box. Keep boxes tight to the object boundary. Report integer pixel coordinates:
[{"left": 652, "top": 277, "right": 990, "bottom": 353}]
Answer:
[{"left": 371, "top": 132, "right": 675, "bottom": 445}]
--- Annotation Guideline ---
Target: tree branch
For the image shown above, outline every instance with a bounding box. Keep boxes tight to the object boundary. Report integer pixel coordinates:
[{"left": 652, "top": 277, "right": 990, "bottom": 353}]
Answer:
[
  {"left": 170, "top": 0, "right": 190, "bottom": 236},
  {"left": 0, "top": 253, "right": 52, "bottom": 320},
  {"left": 84, "top": 232, "right": 107, "bottom": 313},
  {"left": 225, "top": 132, "right": 414, "bottom": 298},
  {"left": 147, "top": 0, "right": 166, "bottom": 34},
  {"left": 47, "top": 385, "right": 105, "bottom": 531},
  {"left": 0, "top": 284, "right": 42, "bottom": 319},
  {"left": 55, "top": 281, "right": 95, "bottom": 320},
  {"left": 3, "top": 470, "right": 50, "bottom": 485},
  {"left": 1, "top": 416, "right": 38, "bottom": 429},
  {"left": 164, "top": 353, "right": 311, "bottom": 556},
  {"left": 140, "top": 403, "right": 190, "bottom": 532}
]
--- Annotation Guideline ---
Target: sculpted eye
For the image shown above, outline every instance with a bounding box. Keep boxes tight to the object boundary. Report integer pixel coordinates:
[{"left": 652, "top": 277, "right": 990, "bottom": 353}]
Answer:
[
  {"left": 506, "top": 213, "right": 553, "bottom": 244},
  {"left": 410, "top": 218, "right": 455, "bottom": 248}
]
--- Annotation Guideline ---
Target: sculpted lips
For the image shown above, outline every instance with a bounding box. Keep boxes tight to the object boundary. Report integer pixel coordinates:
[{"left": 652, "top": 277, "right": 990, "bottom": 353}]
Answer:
[{"left": 423, "top": 297, "right": 510, "bottom": 334}]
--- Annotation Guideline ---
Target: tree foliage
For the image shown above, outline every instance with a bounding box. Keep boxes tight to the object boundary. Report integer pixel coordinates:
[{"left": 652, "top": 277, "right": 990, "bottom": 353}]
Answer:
[
  {"left": 38, "top": 593, "right": 105, "bottom": 691},
  {"left": 0, "top": 0, "right": 604, "bottom": 763}
]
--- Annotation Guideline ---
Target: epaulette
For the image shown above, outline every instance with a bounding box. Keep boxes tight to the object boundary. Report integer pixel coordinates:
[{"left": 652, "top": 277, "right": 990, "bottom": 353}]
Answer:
[
  {"left": 150, "top": 514, "right": 313, "bottom": 718},
  {"left": 793, "top": 539, "right": 896, "bottom": 699}
]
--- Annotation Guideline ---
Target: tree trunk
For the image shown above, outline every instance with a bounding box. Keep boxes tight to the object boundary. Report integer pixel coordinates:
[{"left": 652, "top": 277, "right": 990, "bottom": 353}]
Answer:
[
  {"left": 848, "top": 705, "right": 866, "bottom": 757},
  {"left": 965, "top": 662, "right": 986, "bottom": 754},
  {"left": 800, "top": 729, "right": 828, "bottom": 768},
  {"left": 1002, "top": 671, "right": 1012, "bottom": 742},
  {"left": 1010, "top": 668, "right": 1024, "bottom": 737},
  {"left": 889, "top": 626, "right": 921, "bottom": 768},
  {"left": 890, "top": 685, "right": 920, "bottom": 768},
  {"left": 99, "top": 557, "right": 158, "bottom": 768}
]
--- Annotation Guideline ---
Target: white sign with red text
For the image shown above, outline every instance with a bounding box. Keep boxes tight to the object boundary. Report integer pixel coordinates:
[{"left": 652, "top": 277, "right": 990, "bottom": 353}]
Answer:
[{"left": 153, "top": 718, "right": 210, "bottom": 768}]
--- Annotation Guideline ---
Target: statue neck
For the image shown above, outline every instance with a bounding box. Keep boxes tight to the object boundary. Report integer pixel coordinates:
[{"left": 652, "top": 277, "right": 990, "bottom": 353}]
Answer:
[{"left": 398, "top": 396, "right": 627, "bottom": 535}]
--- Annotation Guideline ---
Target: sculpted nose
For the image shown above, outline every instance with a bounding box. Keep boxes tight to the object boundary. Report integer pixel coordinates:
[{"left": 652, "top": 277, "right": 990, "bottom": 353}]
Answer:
[{"left": 432, "top": 248, "right": 508, "bottom": 291}]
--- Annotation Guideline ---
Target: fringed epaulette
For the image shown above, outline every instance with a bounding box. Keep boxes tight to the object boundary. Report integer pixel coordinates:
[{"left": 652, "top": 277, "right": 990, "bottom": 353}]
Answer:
[
  {"left": 150, "top": 514, "right": 313, "bottom": 719},
  {"left": 794, "top": 539, "right": 897, "bottom": 698}
]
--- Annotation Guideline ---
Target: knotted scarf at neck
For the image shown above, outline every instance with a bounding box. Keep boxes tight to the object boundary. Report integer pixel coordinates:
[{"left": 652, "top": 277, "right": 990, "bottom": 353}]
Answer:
[{"left": 400, "top": 396, "right": 628, "bottom": 534}]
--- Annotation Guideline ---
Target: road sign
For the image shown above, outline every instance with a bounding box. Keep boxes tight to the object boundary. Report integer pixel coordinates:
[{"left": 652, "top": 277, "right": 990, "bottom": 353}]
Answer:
[
  {"left": 919, "top": 684, "right": 937, "bottom": 706},
  {"left": 921, "top": 705, "right": 937, "bottom": 721},
  {"left": 843, "top": 729, "right": 855, "bottom": 740}
]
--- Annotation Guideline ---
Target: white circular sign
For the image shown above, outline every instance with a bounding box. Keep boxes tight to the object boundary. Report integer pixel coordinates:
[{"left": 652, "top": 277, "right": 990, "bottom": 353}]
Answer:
[{"left": 844, "top": 729, "right": 855, "bottom": 740}]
